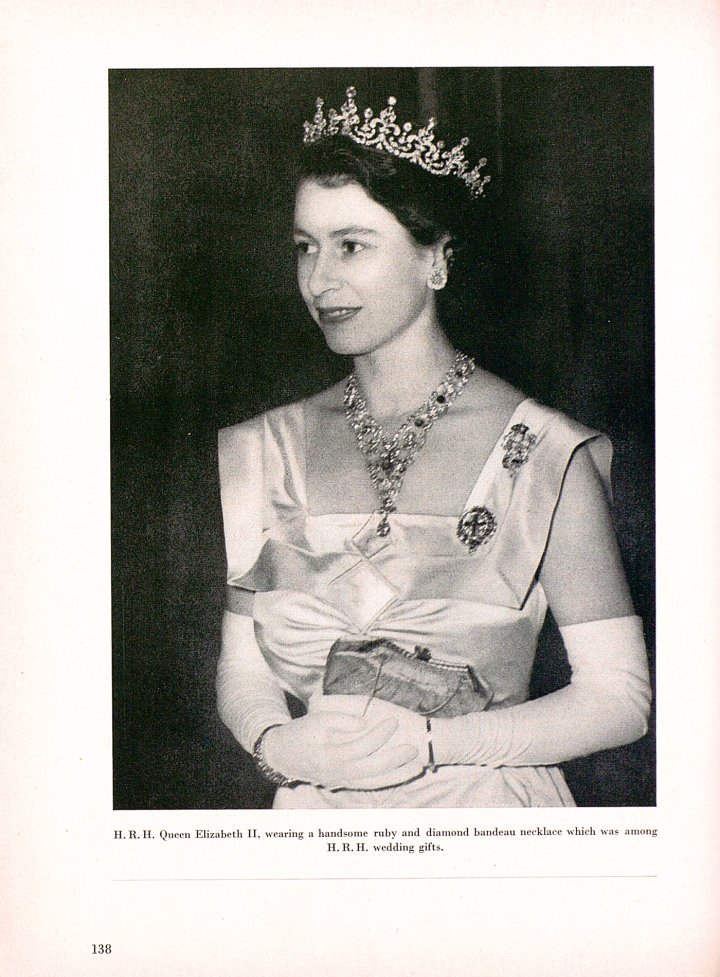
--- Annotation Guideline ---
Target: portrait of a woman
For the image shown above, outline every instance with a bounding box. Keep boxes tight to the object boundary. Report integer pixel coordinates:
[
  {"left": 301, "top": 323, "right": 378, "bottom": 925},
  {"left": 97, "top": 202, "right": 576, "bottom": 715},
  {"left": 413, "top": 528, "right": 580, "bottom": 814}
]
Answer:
[
  {"left": 111, "top": 68, "right": 654, "bottom": 811},
  {"left": 214, "top": 82, "right": 652, "bottom": 809}
]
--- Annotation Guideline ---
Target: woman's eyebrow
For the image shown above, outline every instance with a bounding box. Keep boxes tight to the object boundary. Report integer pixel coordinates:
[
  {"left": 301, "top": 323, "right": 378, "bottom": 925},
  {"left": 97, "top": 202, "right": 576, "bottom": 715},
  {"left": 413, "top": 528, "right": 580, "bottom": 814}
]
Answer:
[
  {"left": 329, "top": 226, "right": 379, "bottom": 238},
  {"left": 293, "top": 224, "right": 380, "bottom": 240}
]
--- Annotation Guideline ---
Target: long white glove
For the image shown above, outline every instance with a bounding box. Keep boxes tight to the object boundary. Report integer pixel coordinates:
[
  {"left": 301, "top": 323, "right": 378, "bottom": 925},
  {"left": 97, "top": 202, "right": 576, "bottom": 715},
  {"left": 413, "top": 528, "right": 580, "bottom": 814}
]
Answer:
[
  {"left": 430, "top": 615, "right": 652, "bottom": 767},
  {"left": 216, "top": 610, "right": 293, "bottom": 754}
]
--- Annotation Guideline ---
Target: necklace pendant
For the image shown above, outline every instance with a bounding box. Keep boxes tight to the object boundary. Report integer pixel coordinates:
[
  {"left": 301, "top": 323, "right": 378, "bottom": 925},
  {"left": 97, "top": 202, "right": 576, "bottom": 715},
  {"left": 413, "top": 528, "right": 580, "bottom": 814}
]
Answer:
[{"left": 376, "top": 513, "right": 391, "bottom": 537}]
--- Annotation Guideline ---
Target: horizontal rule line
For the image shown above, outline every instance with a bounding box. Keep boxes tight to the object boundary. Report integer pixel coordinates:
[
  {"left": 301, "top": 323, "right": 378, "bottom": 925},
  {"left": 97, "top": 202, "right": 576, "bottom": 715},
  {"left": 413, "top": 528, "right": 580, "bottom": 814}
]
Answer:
[{"left": 113, "top": 875, "right": 658, "bottom": 882}]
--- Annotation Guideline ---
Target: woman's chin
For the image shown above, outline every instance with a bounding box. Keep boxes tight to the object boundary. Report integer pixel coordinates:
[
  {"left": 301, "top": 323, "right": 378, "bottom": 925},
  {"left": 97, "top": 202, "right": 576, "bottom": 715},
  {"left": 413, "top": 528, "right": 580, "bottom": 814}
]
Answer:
[
  {"left": 324, "top": 338, "right": 366, "bottom": 356},
  {"left": 319, "top": 328, "right": 371, "bottom": 357}
]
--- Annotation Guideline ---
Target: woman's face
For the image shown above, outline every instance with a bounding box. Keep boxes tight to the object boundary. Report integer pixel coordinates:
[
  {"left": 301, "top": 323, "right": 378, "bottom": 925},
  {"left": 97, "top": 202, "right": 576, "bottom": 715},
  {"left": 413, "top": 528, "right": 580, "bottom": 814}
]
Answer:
[{"left": 293, "top": 178, "right": 438, "bottom": 357}]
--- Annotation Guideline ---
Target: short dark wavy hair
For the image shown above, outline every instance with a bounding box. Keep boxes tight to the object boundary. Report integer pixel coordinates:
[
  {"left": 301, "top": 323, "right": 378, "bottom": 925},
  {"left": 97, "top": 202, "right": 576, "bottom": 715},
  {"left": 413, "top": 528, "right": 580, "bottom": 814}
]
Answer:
[{"left": 295, "top": 136, "right": 473, "bottom": 254}]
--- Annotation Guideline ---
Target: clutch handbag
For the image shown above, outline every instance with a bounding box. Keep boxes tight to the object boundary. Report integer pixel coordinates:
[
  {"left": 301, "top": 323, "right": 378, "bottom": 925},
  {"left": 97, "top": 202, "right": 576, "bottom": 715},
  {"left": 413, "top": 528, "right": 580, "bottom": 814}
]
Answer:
[{"left": 323, "top": 637, "right": 493, "bottom": 718}]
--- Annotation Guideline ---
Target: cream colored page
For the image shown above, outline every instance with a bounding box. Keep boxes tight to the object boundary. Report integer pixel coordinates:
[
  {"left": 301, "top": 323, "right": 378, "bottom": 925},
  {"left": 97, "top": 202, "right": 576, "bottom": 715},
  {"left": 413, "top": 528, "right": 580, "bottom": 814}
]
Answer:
[{"left": 2, "top": 1, "right": 720, "bottom": 975}]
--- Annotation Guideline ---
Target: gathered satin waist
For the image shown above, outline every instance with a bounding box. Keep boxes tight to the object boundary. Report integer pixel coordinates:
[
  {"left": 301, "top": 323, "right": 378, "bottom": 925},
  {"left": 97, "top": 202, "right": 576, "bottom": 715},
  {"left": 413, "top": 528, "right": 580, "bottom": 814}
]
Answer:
[{"left": 252, "top": 589, "right": 543, "bottom": 711}]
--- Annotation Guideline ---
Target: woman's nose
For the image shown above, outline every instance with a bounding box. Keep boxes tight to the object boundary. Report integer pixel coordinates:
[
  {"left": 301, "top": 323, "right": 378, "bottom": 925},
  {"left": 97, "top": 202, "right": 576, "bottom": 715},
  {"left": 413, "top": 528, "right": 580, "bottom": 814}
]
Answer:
[{"left": 306, "top": 251, "right": 342, "bottom": 297}]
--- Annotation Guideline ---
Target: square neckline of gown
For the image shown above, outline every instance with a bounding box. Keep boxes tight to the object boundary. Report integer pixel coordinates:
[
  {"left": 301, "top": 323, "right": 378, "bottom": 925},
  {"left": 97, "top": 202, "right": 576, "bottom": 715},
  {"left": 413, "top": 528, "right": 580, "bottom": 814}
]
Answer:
[{"left": 298, "top": 395, "right": 535, "bottom": 523}]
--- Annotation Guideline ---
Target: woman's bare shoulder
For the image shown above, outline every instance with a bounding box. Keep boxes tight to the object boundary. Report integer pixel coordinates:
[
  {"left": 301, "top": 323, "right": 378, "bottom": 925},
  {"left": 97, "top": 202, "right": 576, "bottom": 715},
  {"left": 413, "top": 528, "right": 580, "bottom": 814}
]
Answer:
[
  {"left": 466, "top": 368, "right": 526, "bottom": 421},
  {"left": 301, "top": 378, "right": 348, "bottom": 416},
  {"left": 219, "top": 379, "right": 347, "bottom": 434}
]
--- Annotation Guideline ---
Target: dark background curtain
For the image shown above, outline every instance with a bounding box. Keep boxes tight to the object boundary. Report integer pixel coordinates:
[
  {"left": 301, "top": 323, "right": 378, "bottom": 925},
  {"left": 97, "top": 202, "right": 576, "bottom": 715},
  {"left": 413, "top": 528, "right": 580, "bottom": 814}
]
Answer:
[{"left": 110, "top": 67, "right": 654, "bottom": 809}]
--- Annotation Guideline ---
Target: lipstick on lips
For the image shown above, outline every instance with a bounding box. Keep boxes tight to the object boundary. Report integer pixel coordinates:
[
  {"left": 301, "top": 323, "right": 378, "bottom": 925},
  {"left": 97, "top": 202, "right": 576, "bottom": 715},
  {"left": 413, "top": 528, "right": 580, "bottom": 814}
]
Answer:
[{"left": 315, "top": 306, "right": 362, "bottom": 325}]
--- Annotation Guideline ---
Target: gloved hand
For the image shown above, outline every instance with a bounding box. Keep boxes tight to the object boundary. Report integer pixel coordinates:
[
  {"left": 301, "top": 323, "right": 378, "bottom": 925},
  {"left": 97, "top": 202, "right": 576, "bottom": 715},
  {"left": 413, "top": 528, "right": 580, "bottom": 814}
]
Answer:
[
  {"left": 310, "top": 693, "right": 429, "bottom": 789},
  {"left": 261, "top": 694, "right": 426, "bottom": 791}
]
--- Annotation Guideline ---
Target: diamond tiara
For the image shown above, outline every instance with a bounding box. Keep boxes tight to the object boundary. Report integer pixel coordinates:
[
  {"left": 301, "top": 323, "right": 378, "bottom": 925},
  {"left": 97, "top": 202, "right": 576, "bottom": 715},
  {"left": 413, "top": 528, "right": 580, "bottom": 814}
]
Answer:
[{"left": 302, "top": 86, "right": 491, "bottom": 198}]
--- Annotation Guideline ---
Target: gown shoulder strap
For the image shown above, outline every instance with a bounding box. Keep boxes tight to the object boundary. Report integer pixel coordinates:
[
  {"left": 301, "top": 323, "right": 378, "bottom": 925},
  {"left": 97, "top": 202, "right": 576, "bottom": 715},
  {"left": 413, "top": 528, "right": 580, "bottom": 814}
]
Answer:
[{"left": 468, "top": 400, "right": 613, "bottom": 609}]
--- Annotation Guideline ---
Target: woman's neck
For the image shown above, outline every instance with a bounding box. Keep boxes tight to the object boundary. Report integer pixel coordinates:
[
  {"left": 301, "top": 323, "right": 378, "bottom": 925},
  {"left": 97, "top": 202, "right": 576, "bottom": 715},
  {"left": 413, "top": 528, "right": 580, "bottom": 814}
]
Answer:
[{"left": 352, "top": 322, "right": 456, "bottom": 419}]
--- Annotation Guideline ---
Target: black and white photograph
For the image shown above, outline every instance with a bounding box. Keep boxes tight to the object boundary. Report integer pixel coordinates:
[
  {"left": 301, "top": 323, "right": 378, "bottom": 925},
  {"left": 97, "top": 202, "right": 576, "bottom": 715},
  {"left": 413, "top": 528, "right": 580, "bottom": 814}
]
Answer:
[{"left": 111, "top": 68, "right": 655, "bottom": 811}]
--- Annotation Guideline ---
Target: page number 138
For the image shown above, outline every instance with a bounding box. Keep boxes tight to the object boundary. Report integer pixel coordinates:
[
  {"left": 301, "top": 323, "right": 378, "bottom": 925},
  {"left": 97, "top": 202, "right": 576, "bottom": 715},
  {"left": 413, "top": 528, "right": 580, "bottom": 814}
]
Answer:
[{"left": 92, "top": 945, "right": 112, "bottom": 954}]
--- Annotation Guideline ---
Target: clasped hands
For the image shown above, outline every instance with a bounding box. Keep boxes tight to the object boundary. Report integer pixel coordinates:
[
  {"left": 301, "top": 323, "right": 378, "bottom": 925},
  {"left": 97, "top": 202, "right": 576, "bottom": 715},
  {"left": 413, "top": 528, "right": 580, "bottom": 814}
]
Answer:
[{"left": 260, "top": 694, "right": 429, "bottom": 791}]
